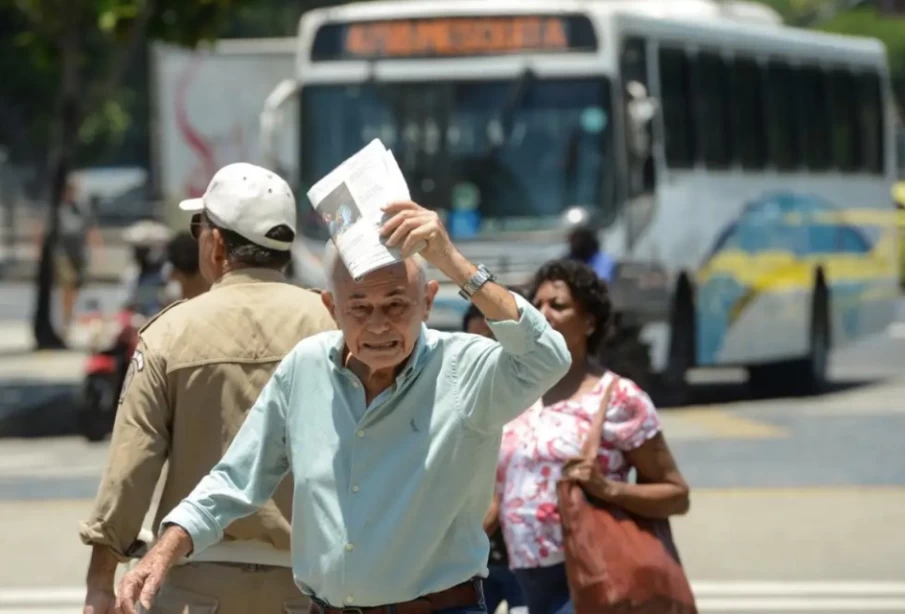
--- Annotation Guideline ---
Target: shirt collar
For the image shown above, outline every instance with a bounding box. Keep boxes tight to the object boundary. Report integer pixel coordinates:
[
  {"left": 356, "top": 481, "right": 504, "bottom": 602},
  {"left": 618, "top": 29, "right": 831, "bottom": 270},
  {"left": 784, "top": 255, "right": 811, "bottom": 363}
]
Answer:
[
  {"left": 329, "top": 324, "right": 430, "bottom": 385},
  {"left": 212, "top": 268, "right": 286, "bottom": 290}
]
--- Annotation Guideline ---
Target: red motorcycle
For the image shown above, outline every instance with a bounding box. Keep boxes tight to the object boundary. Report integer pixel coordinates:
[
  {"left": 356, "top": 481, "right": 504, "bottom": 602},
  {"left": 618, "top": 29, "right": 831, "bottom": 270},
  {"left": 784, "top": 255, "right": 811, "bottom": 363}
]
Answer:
[{"left": 77, "top": 306, "right": 146, "bottom": 442}]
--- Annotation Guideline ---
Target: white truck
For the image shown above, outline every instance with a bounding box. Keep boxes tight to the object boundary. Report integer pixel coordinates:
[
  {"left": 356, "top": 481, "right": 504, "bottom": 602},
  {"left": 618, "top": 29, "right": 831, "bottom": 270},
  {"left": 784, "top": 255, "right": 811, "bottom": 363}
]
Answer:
[
  {"left": 150, "top": 36, "right": 472, "bottom": 329},
  {"left": 150, "top": 38, "right": 298, "bottom": 229}
]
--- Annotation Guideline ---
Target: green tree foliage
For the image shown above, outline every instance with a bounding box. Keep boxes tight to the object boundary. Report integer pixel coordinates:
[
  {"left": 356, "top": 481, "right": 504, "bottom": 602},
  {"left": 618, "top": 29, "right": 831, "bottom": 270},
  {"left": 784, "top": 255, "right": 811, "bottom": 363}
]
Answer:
[
  {"left": 818, "top": 8, "right": 905, "bottom": 95},
  {"left": 754, "top": 1, "right": 905, "bottom": 99},
  {"left": 0, "top": 0, "right": 267, "bottom": 348}
]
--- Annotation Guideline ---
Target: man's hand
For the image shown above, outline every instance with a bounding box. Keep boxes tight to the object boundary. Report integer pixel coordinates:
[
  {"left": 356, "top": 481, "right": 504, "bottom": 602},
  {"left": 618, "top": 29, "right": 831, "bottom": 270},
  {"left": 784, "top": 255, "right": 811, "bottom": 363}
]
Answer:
[
  {"left": 115, "top": 526, "right": 192, "bottom": 614},
  {"left": 115, "top": 553, "right": 167, "bottom": 614},
  {"left": 380, "top": 201, "right": 457, "bottom": 267},
  {"left": 83, "top": 586, "right": 116, "bottom": 614},
  {"left": 84, "top": 546, "right": 118, "bottom": 614}
]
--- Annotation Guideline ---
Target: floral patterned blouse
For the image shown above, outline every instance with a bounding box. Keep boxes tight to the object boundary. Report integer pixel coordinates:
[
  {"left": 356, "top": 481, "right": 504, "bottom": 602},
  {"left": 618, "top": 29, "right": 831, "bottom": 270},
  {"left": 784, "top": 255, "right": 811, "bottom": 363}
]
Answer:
[{"left": 496, "top": 372, "right": 661, "bottom": 569}]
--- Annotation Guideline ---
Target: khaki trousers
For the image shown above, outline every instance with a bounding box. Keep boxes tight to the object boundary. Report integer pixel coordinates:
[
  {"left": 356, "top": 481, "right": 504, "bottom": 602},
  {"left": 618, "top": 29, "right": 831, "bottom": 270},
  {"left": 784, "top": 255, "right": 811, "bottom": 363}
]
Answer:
[{"left": 149, "top": 562, "right": 309, "bottom": 614}]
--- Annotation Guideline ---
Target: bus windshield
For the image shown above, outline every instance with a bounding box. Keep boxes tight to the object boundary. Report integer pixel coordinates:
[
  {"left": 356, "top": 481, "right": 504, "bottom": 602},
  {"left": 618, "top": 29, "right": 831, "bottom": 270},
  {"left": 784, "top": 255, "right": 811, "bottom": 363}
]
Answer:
[{"left": 299, "top": 77, "right": 614, "bottom": 240}]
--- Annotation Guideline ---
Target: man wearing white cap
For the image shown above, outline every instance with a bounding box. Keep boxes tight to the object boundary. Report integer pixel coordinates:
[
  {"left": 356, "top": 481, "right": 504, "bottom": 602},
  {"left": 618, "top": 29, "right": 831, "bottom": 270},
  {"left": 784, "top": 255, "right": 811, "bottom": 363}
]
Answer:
[{"left": 80, "top": 163, "right": 336, "bottom": 614}]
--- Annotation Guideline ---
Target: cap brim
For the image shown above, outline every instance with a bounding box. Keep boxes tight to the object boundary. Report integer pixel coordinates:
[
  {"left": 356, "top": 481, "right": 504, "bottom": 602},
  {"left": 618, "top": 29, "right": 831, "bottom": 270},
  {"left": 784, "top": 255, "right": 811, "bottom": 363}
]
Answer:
[{"left": 179, "top": 198, "right": 204, "bottom": 212}]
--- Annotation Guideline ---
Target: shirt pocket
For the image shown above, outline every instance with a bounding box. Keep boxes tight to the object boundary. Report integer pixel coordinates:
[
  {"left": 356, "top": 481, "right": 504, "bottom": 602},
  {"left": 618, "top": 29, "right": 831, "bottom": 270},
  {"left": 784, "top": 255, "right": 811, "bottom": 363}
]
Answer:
[{"left": 151, "top": 584, "right": 219, "bottom": 614}]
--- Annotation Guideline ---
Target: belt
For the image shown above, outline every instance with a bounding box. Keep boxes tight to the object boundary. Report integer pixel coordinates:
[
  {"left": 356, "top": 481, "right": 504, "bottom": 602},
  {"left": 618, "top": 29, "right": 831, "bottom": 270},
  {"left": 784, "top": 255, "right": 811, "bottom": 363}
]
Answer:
[{"left": 309, "top": 579, "right": 480, "bottom": 614}]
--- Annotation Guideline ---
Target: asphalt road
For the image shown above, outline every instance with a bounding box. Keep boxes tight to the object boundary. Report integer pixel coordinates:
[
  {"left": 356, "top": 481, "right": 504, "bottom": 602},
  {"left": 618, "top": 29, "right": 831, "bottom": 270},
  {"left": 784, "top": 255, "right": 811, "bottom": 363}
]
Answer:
[{"left": 0, "top": 285, "right": 904, "bottom": 612}]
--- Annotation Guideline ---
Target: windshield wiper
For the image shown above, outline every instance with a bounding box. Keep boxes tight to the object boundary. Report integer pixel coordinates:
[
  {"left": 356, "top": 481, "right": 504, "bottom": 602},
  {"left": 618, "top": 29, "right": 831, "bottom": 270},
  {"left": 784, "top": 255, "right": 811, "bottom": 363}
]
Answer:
[{"left": 488, "top": 67, "right": 536, "bottom": 155}]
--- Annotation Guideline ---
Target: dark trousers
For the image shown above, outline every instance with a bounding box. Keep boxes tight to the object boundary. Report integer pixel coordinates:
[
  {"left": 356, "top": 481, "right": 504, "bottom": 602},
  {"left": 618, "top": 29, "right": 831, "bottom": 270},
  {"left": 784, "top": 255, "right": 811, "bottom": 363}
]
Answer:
[
  {"left": 512, "top": 563, "right": 573, "bottom": 614},
  {"left": 482, "top": 565, "right": 525, "bottom": 613}
]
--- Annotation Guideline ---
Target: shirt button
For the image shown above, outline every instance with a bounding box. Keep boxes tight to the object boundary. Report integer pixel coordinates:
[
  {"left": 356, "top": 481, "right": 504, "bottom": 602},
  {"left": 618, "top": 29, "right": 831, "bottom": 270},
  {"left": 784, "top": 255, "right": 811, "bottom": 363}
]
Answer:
[
  {"left": 357, "top": 430, "right": 365, "bottom": 438},
  {"left": 351, "top": 484, "right": 360, "bottom": 493},
  {"left": 345, "top": 596, "right": 355, "bottom": 605},
  {"left": 351, "top": 380, "right": 360, "bottom": 388},
  {"left": 345, "top": 543, "right": 355, "bottom": 552}
]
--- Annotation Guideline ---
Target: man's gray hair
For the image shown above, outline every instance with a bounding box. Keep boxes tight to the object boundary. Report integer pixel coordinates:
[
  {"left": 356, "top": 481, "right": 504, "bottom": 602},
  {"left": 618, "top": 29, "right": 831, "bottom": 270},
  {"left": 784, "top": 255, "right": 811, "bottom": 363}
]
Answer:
[{"left": 322, "top": 240, "right": 428, "bottom": 293}]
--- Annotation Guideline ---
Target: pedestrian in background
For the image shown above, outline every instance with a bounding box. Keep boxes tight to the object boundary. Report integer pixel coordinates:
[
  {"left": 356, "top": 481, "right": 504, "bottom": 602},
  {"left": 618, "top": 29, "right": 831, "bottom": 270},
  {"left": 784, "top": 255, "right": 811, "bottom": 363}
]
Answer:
[
  {"left": 566, "top": 226, "right": 614, "bottom": 284},
  {"left": 114, "top": 200, "right": 571, "bottom": 614},
  {"left": 79, "top": 163, "right": 336, "bottom": 614},
  {"left": 493, "top": 259, "right": 690, "bottom": 614},
  {"left": 54, "top": 178, "right": 103, "bottom": 338},
  {"left": 165, "top": 230, "right": 209, "bottom": 300}
]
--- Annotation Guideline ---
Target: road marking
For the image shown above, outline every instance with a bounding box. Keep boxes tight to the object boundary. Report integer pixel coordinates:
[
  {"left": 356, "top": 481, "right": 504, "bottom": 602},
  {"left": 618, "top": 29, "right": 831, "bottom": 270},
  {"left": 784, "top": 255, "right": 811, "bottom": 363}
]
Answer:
[
  {"left": 696, "top": 597, "right": 905, "bottom": 611},
  {"left": 692, "top": 581, "right": 905, "bottom": 595},
  {"left": 670, "top": 408, "right": 790, "bottom": 439},
  {"left": 5, "top": 582, "right": 905, "bottom": 612},
  {"left": 690, "top": 485, "right": 905, "bottom": 496},
  {"left": 887, "top": 322, "right": 905, "bottom": 338}
]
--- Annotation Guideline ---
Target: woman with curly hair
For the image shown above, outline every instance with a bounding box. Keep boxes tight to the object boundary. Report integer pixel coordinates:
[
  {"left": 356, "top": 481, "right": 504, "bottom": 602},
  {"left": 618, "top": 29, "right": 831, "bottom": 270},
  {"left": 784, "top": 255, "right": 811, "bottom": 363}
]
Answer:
[{"left": 491, "top": 259, "right": 690, "bottom": 614}]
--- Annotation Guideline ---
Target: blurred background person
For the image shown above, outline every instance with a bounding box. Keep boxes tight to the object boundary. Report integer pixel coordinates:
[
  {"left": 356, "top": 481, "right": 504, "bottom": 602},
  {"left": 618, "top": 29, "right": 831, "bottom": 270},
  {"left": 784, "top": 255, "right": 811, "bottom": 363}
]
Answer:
[
  {"left": 494, "top": 259, "right": 690, "bottom": 614},
  {"left": 566, "top": 226, "right": 614, "bottom": 284},
  {"left": 55, "top": 177, "right": 103, "bottom": 337},
  {"left": 120, "top": 219, "right": 171, "bottom": 317},
  {"left": 166, "top": 230, "right": 209, "bottom": 300},
  {"left": 463, "top": 302, "right": 528, "bottom": 614}
]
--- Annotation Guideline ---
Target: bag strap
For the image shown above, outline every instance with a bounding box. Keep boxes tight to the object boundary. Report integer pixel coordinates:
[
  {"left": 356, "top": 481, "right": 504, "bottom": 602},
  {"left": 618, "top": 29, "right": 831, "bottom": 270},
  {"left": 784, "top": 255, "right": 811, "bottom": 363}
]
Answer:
[{"left": 580, "top": 374, "right": 620, "bottom": 463}]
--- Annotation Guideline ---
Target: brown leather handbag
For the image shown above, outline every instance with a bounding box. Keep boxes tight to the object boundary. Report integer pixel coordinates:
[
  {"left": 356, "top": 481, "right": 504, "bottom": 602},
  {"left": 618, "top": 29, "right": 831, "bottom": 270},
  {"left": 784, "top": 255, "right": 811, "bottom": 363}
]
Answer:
[{"left": 556, "top": 376, "right": 697, "bottom": 614}]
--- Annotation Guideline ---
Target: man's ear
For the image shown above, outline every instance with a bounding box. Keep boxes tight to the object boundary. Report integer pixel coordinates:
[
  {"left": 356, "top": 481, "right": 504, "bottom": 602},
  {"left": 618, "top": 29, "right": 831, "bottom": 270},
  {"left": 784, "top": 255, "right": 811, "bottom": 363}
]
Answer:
[
  {"left": 321, "top": 291, "right": 338, "bottom": 323},
  {"left": 211, "top": 228, "right": 228, "bottom": 262},
  {"left": 423, "top": 280, "right": 439, "bottom": 322}
]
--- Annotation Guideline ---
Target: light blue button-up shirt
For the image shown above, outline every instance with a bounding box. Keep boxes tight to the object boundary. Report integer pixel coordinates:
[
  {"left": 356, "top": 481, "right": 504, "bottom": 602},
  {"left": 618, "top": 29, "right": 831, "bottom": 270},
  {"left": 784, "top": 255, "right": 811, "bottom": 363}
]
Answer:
[{"left": 161, "top": 292, "right": 570, "bottom": 607}]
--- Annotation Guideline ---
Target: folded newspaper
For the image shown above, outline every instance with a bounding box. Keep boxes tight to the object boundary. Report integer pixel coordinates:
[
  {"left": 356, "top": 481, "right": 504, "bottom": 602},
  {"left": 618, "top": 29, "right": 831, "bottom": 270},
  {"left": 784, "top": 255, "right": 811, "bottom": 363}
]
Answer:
[{"left": 306, "top": 139, "right": 413, "bottom": 282}]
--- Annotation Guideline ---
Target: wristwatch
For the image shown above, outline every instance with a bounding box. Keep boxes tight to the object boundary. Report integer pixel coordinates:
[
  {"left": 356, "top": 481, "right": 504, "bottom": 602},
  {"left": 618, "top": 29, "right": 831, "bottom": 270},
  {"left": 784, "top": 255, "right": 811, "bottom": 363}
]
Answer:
[{"left": 459, "top": 264, "right": 496, "bottom": 301}]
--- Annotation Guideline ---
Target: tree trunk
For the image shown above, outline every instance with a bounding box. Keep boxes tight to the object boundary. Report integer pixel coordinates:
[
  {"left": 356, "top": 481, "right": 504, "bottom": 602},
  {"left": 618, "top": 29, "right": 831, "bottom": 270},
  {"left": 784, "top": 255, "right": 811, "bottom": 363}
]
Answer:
[{"left": 31, "top": 27, "right": 83, "bottom": 350}]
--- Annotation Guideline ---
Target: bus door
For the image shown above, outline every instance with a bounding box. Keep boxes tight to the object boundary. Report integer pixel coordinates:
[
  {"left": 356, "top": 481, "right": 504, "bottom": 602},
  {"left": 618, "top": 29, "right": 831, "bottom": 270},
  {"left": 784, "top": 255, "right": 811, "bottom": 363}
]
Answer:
[{"left": 619, "top": 35, "right": 657, "bottom": 252}]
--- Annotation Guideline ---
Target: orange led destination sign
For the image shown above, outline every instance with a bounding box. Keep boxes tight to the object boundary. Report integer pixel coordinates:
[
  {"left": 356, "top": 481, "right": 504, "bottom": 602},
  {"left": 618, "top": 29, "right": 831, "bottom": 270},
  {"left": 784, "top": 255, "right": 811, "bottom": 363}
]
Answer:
[{"left": 310, "top": 15, "right": 598, "bottom": 61}]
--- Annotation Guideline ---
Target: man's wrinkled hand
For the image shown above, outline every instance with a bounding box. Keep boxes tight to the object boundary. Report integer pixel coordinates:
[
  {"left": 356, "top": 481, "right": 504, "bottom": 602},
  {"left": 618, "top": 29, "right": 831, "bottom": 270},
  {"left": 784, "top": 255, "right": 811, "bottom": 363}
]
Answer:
[
  {"left": 83, "top": 586, "right": 116, "bottom": 614},
  {"left": 380, "top": 201, "right": 456, "bottom": 266},
  {"left": 114, "top": 554, "right": 168, "bottom": 614}
]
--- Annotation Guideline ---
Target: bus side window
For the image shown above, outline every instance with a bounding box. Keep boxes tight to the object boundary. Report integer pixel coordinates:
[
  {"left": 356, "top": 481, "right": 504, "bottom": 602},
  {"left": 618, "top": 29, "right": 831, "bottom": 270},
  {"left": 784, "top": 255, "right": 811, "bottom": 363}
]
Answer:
[
  {"left": 658, "top": 46, "right": 696, "bottom": 169},
  {"left": 797, "top": 66, "right": 832, "bottom": 172},
  {"left": 729, "top": 56, "right": 767, "bottom": 170},
  {"left": 828, "top": 68, "right": 861, "bottom": 173},
  {"left": 693, "top": 50, "right": 733, "bottom": 170},
  {"left": 765, "top": 60, "right": 801, "bottom": 172},
  {"left": 857, "top": 71, "right": 885, "bottom": 175}
]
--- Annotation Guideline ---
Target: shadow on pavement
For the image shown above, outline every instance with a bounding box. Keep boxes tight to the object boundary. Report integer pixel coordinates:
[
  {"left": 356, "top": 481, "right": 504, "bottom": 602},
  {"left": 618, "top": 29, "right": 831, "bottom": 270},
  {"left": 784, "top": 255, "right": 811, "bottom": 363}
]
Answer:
[
  {"left": 0, "top": 380, "right": 79, "bottom": 438},
  {"left": 0, "top": 373, "right": 887, "bottom": 438},
  {"left": 660, "top": 377, "right": 879, "bottom": 409}
]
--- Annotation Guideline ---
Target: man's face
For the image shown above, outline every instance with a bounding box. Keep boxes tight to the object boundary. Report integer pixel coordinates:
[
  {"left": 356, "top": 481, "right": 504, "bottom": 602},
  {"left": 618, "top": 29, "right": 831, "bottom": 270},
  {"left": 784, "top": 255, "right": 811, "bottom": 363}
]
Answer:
[{"left": 323, "top": 259, "right": 438, "bottom": 372}]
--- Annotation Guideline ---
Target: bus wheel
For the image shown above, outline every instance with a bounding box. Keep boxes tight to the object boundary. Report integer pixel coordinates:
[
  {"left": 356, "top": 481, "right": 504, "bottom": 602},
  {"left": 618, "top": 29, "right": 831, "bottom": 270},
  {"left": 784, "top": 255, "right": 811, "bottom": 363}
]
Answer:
[
  {"left": 749, "top": 283, "right": 830, "bottom": 397},
  {"left": 654, "top": 287, "right": 694, "bottom": 407}
]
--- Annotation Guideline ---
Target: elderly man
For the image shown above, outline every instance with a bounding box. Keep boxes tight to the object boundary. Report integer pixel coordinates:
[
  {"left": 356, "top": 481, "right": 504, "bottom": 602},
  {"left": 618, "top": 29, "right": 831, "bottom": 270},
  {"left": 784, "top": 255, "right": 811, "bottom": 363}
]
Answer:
[{"left": 116, "top": 200, "right": 571, "bottom": 614}]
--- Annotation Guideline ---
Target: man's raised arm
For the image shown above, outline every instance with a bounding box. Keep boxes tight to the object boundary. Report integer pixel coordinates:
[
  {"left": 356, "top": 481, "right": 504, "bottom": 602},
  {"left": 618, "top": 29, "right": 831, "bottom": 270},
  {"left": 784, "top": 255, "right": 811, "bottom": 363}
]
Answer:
[{"left": 380, "top": 201, "right": 571, "bottom": 433}]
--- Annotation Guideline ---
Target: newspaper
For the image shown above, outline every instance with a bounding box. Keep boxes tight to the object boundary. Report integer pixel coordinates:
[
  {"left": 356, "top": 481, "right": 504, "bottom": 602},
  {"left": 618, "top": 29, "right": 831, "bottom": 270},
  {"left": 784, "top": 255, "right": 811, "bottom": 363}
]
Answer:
[{"left": 306, "top": 139, "right": 413, "bottom": 282}]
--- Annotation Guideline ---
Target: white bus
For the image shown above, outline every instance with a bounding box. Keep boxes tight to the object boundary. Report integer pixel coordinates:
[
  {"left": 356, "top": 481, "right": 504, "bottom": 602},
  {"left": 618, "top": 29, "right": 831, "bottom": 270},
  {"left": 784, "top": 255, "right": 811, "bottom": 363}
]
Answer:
[{"left": 262, "top": 0, "right": 900, "bottom": 400}]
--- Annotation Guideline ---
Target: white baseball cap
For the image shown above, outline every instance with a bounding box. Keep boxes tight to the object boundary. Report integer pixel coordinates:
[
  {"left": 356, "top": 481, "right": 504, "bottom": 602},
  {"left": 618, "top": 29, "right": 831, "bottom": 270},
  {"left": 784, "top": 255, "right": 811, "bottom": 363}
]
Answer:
[{"left": 179, "top": 162, "right": 296, "bottom": 252}]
